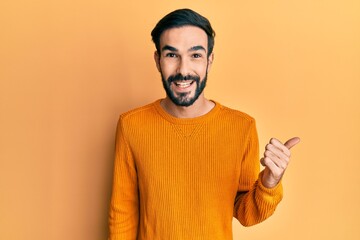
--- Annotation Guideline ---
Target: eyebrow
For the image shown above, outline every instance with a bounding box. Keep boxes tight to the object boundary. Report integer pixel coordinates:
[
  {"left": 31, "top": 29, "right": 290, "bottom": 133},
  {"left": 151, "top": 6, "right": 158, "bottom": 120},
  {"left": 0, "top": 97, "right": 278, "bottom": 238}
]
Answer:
[
  {"left": 189, "top": 45, "right": 206, "bottom": 53},
  {"left": 161, "top": 45, "right": 207, "bottom": 53},
  {"left": 162, "top": 45, "right": 178, "bottom": 52}
]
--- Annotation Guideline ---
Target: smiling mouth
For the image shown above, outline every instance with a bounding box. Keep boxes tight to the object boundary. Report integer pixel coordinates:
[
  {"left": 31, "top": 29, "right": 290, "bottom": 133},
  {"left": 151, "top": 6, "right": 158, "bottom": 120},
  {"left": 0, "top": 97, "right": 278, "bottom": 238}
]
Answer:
[{"left": 173, "top": 80, "right": 195, "bottom": 88}]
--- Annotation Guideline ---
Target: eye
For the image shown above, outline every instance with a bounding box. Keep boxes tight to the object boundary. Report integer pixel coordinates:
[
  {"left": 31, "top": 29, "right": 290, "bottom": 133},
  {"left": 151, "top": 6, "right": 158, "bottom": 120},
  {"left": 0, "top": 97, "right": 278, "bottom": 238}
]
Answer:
[
  {"left": 192, "top": 53, "right": 202, "bottom": 58},
  {"left": 165, "top": 53, "right": 177, "bottom": 58}
]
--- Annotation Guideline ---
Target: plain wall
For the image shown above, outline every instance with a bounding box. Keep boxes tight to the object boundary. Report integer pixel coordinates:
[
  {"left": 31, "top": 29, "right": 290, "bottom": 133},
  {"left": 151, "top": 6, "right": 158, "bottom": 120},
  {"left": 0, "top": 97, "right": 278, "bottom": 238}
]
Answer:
[{"left": 1, "top": 0, "right": 359, "bottom": 239}]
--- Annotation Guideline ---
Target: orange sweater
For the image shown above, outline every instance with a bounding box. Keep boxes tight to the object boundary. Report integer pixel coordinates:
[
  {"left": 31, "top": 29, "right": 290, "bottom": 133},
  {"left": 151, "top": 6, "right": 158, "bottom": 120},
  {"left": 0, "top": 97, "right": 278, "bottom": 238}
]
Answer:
[{"left": 109, "top": 99, "right": 283, "bottom": 240}]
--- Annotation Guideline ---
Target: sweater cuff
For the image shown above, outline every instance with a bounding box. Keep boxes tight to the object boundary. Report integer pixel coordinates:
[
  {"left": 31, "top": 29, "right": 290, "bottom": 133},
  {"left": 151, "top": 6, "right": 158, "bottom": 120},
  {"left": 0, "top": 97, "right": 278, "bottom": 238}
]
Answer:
[{"left": 257, "top": 171, "right": 283, "bottom": 204}]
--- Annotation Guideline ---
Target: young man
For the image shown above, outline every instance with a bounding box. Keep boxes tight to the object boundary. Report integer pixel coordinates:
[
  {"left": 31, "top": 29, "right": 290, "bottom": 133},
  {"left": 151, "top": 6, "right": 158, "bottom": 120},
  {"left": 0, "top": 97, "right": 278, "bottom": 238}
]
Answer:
[{"left": 109, "top": 8, "right": 300, "bottom": 240}]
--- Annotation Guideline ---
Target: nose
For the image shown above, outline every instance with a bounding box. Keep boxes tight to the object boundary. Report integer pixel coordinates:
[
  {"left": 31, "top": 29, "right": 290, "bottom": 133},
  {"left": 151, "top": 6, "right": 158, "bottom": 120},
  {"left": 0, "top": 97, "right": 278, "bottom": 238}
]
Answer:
[{"left": 177, "top": 57, "right": 190, "bottom": 76}]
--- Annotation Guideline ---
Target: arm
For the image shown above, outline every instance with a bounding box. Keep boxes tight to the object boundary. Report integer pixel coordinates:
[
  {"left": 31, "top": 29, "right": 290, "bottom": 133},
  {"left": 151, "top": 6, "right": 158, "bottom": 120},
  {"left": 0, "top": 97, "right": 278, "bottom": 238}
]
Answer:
[
  {"left": 233, "top": 121, "right": 283, "bottom": 226},
  {"left": 109, "top": 117, "right": 139, "bottom": 240},
  {"left": 234, "top": 121, "right": 300, "bottom": 226}
]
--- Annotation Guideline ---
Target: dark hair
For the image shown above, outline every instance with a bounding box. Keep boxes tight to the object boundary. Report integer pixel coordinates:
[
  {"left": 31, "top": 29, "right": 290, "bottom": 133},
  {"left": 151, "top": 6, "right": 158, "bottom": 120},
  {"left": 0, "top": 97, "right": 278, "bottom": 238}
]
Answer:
[{"left": 151, "top": 8, "right": 215, "bottom": 57}]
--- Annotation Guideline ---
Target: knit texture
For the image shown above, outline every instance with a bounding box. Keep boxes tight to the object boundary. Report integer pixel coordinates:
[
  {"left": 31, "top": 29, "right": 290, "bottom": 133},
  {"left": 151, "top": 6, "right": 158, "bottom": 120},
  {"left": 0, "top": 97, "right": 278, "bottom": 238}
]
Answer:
[{"left": 109, "top": 99, "right": 283, "bottom": 240}]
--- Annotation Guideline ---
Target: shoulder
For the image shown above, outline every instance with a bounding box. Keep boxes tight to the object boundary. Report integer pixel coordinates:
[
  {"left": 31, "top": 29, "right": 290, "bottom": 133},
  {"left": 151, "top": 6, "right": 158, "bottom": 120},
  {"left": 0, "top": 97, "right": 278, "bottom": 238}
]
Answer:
[
  {"left": 120, "top": 101, "right": 157, "bottom": 120},
  {"left": 216, "top": 101, "right": 256, "bottom": 125},
  {"left": 211, "top": 101, "right": 258, "bottom": 140},
  {"left": 117, "top": 100, "right": 160, "bottom": 129}
]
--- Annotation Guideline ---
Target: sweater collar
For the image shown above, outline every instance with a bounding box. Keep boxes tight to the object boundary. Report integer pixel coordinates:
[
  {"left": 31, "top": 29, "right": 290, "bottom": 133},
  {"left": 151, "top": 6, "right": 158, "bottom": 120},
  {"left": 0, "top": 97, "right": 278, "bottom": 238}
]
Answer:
[{"left": 154, "top": 99, "right": 222, "bottom": 125}]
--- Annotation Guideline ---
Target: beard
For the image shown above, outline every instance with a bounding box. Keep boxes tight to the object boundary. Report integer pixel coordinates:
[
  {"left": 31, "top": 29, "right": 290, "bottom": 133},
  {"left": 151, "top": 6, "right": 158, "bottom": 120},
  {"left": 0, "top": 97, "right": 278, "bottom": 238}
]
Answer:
[{"left": 161, "top": 71, "right": 208, "bottom": 107}]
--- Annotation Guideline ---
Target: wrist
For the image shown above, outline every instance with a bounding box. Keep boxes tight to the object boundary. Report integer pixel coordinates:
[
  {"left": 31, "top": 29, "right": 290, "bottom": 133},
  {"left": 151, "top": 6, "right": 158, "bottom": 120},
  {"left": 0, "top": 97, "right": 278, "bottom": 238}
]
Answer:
[{"left": 261, "top": 170, "right": 282, "bottom": 189}]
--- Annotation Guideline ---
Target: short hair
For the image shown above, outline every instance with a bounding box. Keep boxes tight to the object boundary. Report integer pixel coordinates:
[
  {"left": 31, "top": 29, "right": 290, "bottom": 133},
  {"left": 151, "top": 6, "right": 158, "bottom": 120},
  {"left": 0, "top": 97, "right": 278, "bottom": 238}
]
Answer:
[{"left": 151, "top": 8, "right": 216, "bottom": 57}]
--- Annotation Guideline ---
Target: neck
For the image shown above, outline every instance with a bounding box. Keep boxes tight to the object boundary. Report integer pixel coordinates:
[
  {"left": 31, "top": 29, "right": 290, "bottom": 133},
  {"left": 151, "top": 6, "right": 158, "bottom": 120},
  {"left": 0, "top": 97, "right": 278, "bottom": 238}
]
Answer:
[{"left": 160, "top": 95, "right": 215, "bottom": 118}]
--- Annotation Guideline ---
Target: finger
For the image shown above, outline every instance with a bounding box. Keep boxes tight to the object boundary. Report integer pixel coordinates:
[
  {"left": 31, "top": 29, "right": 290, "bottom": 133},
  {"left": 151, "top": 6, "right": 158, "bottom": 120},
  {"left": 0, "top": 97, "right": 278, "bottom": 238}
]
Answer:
[
  {"left": 269, "top": 138, "right": 291, "bottom": 156},
  {"left": 262, "top": 157, "right": 282, "bottom": 177},
  {"left": 260, "top": 157, "right": 265, "bottom": 166},
  {"left": 267, "top": 141, "right": 290, "bottom": 160},
  {"left": 264, "top": 150, "right": 288, "bottom": 169},
  {"left": 284, "top": 137, "right": 301, "bottom": 150}
]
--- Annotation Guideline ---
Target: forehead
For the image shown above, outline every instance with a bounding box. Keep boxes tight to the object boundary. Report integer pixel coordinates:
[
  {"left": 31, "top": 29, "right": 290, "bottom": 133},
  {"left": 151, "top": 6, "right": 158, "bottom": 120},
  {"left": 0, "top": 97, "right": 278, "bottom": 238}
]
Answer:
[{"left": 159, "top": 26, "right": 208, "bottom": 50}]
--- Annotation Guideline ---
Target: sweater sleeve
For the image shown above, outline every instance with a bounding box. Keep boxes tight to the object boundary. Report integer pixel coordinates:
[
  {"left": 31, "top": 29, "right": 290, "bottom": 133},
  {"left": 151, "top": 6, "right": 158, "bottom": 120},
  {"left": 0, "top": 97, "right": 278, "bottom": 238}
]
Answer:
[
  {"left": 109, "top": 116, "right": 139, "bottom": 239},
  {"left": 233, "top": 120, "right": 283, "bottom": 226}
]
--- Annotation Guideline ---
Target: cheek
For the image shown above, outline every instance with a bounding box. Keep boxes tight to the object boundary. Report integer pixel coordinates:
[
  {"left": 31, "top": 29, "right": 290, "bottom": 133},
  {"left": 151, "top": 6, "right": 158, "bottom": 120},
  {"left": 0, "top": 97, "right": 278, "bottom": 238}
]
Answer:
[
  {"left": 160, "top": 60, "right": 177, "bottom": 76},
  {"left": 195, "top": 62, "right": 209, "bottom": 76}
]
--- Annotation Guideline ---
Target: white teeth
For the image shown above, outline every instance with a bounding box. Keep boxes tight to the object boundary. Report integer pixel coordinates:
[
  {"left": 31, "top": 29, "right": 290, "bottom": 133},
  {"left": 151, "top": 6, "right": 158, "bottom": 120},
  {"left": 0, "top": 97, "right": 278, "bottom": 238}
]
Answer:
[
  {"left": 174, "top": 81, "right": 193, "bottom": 88},
  {"left": 178, "top": 82, "right": 190, "bottom": 88}
]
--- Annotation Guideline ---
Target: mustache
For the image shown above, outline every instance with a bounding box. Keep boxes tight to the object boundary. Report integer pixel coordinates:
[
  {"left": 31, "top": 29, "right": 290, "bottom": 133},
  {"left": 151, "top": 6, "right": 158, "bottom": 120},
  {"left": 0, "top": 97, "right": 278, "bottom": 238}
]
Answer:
[{"left": 167, "top": 74, "right": 200, "bottom": 83}]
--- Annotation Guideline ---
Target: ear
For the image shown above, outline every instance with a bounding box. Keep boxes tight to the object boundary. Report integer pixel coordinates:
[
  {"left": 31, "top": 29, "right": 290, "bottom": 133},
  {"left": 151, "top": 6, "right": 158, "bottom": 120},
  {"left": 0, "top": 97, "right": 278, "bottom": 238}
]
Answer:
[
  {"left": 154, "top": 51, "right": 161, "bottom": 72},
  {"left": 207, "top": 52, "right": 214, "bottom": 72}
]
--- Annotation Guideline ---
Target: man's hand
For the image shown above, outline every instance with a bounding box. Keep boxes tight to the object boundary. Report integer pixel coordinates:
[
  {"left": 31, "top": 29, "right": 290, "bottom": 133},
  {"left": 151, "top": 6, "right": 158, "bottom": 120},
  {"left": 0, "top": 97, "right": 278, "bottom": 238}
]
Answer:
[{"left": 260, "top": 137, "right": 300, "bottom": 188}]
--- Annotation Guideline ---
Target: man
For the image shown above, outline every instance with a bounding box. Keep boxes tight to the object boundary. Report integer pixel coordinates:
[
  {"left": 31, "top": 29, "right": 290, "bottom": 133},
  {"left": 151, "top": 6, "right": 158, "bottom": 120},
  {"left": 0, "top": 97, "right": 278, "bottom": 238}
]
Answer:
[{"left": 109, "top": 8, "right": 300, "bottom": 240}]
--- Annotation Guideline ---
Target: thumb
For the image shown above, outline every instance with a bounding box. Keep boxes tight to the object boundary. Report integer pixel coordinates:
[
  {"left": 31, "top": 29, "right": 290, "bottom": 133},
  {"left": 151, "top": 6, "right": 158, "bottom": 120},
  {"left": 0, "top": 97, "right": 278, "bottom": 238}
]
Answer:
[{"left": 284, "top": 137, "right": 301, "bottom": 150}]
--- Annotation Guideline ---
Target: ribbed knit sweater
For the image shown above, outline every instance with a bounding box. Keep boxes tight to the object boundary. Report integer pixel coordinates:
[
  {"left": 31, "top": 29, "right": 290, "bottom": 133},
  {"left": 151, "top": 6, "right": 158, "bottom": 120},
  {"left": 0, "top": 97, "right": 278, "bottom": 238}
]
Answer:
[{"left": 109, "top": 99, "right": 283, "bottom": 240}]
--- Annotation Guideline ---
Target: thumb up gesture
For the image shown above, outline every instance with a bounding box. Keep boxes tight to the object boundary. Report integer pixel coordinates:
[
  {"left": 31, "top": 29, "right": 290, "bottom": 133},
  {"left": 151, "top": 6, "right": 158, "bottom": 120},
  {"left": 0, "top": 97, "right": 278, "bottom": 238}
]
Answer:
[{"left": 260, "top": 137, "right": 300, "bottom": 188}]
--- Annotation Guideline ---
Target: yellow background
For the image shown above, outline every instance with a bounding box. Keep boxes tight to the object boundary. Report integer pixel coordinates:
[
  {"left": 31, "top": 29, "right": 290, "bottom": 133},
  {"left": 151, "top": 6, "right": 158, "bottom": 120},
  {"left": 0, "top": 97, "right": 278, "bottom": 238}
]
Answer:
[{"left": 1, "top": 0, "right": 359, "bottom": 239}]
